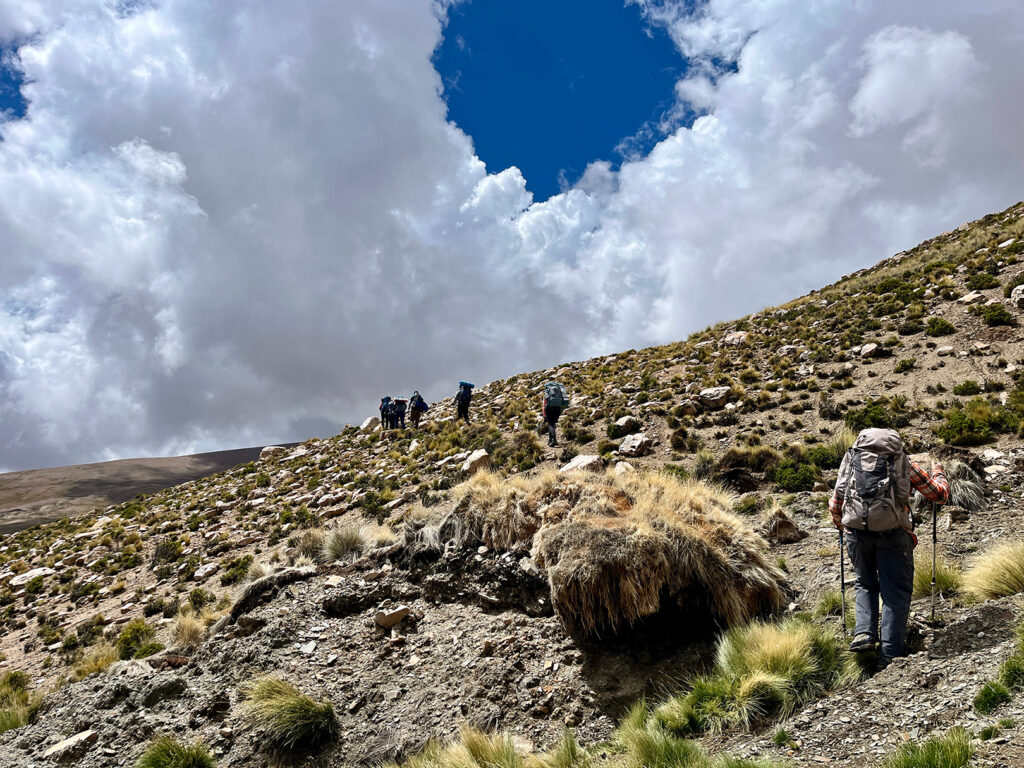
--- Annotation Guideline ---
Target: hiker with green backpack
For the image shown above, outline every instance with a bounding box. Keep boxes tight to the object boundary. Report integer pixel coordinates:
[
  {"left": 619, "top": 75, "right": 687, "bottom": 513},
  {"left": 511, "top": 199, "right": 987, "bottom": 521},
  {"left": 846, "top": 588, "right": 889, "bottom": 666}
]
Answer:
[
  {"left": 830, "top": 428, "right": 949, "bottom": 670},
  {"left": 542, "top": 382, "right": 569, "bottom": 447}
]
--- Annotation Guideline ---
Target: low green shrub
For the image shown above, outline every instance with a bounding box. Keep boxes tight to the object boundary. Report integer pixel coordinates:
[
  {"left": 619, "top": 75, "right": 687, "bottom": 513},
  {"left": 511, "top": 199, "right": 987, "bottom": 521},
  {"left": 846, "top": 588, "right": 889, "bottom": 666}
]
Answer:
[
  {"left": 980, "top": 304, "right": 1016, "bottom": 327},
  {"left": 773, "top": 459, "right": 816, "bottom": 492},
  {"left": 952, "top": 380, "right": 982, "bottom": 396},
  {"left": 925, "top": 317, "right": 956, "bottom": 337},
  {"left": 116, "top": 619, "right": 162, "bottom": 660},
  {"left": 967, "top": 273, "right": 999, "bottom": 291}
]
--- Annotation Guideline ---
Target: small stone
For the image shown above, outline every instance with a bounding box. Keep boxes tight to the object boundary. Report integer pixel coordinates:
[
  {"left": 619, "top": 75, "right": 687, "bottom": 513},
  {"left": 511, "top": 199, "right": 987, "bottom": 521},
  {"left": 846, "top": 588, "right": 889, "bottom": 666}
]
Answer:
[
  {"left": 43, "top": 730, "right": 98, "bottom": 761},
  {"left": 374, "top": 605, "right": 411, "bottom": 629}
]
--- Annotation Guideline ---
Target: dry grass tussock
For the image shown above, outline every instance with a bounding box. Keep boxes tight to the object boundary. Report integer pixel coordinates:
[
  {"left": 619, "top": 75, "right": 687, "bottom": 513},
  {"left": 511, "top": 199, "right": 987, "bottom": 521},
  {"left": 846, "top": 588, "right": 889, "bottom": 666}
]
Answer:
[
  {"left": 173, "top": 611, "right": 208, "bottom": 648},
  {"left": 71, "top": 642, "right": 118, "bottom": 681},
  {"left": 653, "top": 618, "right": 860, "bottom": 734},
  {"left": 912, "top": 549, "right": 962, "bottom": 600},
  {"left": 448, "top": 470, "right": 788, "bottom": 636},
  {"left": 136, "top": 736, "right": 216, "bottom": 768},
  {"left": 0, "top": 671, "right": 40, "bottom": 735},
  {"left": 240, "top": 675, "right": 339, "bottom": 751},
  {"left": 963, "top": 540, "right": 1024, "bottom": 600},
  {"left": 384, "top": 721, "right": 787, "bottom": 768}
]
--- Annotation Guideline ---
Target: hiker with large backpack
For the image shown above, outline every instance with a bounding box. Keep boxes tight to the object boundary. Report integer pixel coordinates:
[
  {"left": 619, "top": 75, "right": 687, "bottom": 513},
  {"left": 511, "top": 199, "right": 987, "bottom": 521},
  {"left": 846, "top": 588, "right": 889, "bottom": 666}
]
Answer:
[
  {"left": 409, "top": 391, "right": 429, "bottom": 429},
  {"left": 830, "top": 428, "right": 949, "bottom": 670},
  {"left": 542, "top": 381, "right": 569, "bottom": 447},
  {"left": 379, "top": 397, "right": 392, "bottom": 431},
  {"left": 394, "top": 397, "right": 408, "bottom": 429},
  {"left": 455, "top": 381, "right": 473, "bottom": 424}
]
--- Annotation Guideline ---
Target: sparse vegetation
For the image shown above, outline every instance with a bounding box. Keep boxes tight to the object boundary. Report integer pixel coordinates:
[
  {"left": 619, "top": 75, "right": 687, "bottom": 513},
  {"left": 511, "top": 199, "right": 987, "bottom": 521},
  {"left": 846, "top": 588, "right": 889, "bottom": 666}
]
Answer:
[
  {"left": 117, "top": 618, "right": 163, "bottom": 660},
  {"left": 652, "top": 618, "right": 857, "bottom": 734},
  {"left": 963, "top": 540, "right": 1024, "bottom": 600},
  {"left": 925, "top": 317, "right": 956, "bottom": 337},
  {"left": 0, "top": 671, "right": 39, "bottom": 734},
  {"left": 240, "top": 676, "right": 339, "bottom": 751},
  {"left": 912, "top": 550, "right": 962, "bottom": 599},
  {"left": 137, "top": 736, "right": 216, "bottom": 768},
  {"left": 880, "top": 727, "right": 972, "bottom": 768}
]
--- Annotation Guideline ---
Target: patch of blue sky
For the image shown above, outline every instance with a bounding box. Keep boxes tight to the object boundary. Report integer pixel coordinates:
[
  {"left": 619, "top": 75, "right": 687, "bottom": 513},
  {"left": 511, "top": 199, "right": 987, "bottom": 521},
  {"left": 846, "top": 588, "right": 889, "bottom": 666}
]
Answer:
[{"left": 433, "top": 0, "right": 690, "bottom": 202}]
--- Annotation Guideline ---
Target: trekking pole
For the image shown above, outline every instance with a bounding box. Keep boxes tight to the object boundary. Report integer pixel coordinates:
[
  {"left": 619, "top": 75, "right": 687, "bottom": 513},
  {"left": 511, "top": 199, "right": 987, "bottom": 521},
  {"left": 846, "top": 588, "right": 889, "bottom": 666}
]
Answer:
[
  {"left": 838, "top": 528, "right": 848, "bottom": 638},
  {"left": 931, "top": 502, "right": 938, "bottom": 623}
]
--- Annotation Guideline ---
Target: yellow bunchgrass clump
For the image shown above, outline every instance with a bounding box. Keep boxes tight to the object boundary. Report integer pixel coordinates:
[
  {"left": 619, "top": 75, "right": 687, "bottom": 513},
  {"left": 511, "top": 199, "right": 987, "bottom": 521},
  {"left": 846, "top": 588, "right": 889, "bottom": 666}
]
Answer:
[
  {"left": 912, "top": 549, "right": 963, "bottom": 600},
  {"left": 173, "top": 611, "right": 207, "bottom": 648},
  {"left": 240, "top": 675, "right": 339, "bottom": 751},
  {"left": 72, "top": 642, "right": 119, "bottom": 681},
  {"left": 963, "top": 540, "right": 1024, "bottom": 600},
  {"left": 652, "top": 618, "right": 858, "bottom": 735},
  {"left": 322, "top": 525, "right": 364, "bottom": 561},
  {"left": 0, "top": 671, "right": 40, "bottom": 734},
  {"left": 447, "top": 469, "right": 788, "bottom": 637}
]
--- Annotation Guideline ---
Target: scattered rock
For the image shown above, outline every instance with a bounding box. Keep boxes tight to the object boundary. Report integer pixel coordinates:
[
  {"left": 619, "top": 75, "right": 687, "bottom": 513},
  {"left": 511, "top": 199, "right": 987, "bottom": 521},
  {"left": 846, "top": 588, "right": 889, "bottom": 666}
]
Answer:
[
  {"left": 462, "top": 449, "right": 491, "bottom": 475},
  {"left": 613, "top": 461, "right": 635, "bottom": 476},
  {"left": 360, "top": 416, "right": 381, "bottom": 432},
  {"left": 724, "top": 331, "right": 748, "bottom": 346},
  {"left": 859, "top": 343, "right": 879, "bottom": 358},
  {"left": 43, "top": 730, "right": 98, "bottom": 762},
  {"left": 617, "top": 433, "right": 652, "bottom": 458},
  {"left": 1011, "top": 284, "right": 1024, "bottom": 309},
  {"left": 957, "top": 291, "right": 985, "bottom": 305},
  {"left": 559, "top": 454, "right": 604, "bottom": 473},
  {"left": 613, "top": 416, "right": 642, "bottom": 435},
  {"left": 374, "top": 605, "right": 410, "bottom": 629},
  {"left": 936, "top": 346, "right": 954, "bottom": 357},
  {"left": 698, "top": 386, "right": 731, "bottom": 409},
  {"left": 193, "top": 562, "right": 219, "bottom": 581},
  {"left": 9, "top": 567, "right": 55, "bottom": 588},
  {"left": 259, "top": 445, "right": 286, "bottom": 460}
]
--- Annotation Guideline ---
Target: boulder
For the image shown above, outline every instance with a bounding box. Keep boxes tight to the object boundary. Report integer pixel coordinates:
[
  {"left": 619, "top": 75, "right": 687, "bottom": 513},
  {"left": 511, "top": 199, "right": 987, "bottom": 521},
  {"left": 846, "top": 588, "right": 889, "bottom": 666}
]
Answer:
[
  {"left": 1011, "top": 284, "right": 1024, "bottom": 309},
  {"left": 259, "top": 445, "right": 286, "bottom": 460},
  {"left": 461, "top": 449, "right": 491, "bottom": 475},
  {"left": 936, "top": 346, "right": 954, "bottom": 357},
  {"left": 43, "top": 730, "right": 98, "bottom": 762},
  {"left": 724, "top": 331, "right": 748, "bottom": 346},
  {"left": 763, "top": 508, "right": 808, "bottom": 544},
  {"left": 9, "top": 567, "right": 54, "bottom": 588},
  {"left": 559, "top": 454, "right": 604, "bottom": 474},
  {"left": 193, "top": 563, "right": 219, "bottom": 581},
  {"left": 360, "top": 416, "right": 381, "bottom": 432},
  {"left": 698, "top": 386, "right": 731, "bottom": 410},
  {"left": 859, "top": 343, "right": 879, "bottom": 358},
  {"left": 613, "top": 461, "right": 636, "bottom": 476},
  {"left": 675, "top": 399, "right": 700, "bottom": 417},
  {"left": 777, "top": 345, "right": 801, "bottom": 357},
  {"left": 142, "top": 675, "right": 187, "bottom": 708},
  {"left": 957, "top": 291, "right": 985, "bottom": 305},
  {"left": 617, "top": 433, "right": 652, "bottom": 458},
  {"left": 613, "top": 415, "right": 642, "bottom": 435}
]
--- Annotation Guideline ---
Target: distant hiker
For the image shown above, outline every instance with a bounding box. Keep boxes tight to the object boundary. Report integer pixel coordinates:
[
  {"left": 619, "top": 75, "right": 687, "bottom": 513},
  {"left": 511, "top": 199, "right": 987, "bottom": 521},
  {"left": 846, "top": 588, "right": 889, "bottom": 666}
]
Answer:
[
  {"left": 455, "top": 381, "right": 474, "bottom": 424},
  {"left": 542, "top": 381, "right": 569, "bottom": 447},
  {"left": 830, "top": 428, "right": 949, "bottom": 669},
  {"left": 379, "top": 397, "right": 392, "bottom": 430},
  {"left": 394, "top": 397, "right": 408, "bottom": 429},
  {"left": 409, "top": 391, "right": 429, "bottom": 428}
]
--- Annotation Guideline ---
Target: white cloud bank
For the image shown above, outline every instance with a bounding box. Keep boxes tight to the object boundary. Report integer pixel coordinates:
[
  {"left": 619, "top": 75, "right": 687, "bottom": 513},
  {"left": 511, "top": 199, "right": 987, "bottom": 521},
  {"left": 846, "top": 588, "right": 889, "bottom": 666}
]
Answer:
[{"left": 1, "top": 0, "right": 1022, "bottom": 469}]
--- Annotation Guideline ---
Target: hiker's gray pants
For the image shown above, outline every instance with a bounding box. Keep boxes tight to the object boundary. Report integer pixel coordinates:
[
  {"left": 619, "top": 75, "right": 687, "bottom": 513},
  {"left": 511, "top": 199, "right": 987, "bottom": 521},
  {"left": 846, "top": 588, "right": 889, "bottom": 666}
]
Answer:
[{"left": 845, "top": 527, "right": 914, "bottom": 660}]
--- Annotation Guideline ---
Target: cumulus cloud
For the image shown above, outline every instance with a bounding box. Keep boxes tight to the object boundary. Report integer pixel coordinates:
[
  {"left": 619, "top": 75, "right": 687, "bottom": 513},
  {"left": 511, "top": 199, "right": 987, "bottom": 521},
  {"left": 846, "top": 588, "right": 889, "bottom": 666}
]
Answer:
[{"left": 1, "top": 0, "right": 1023, "bottom": 470}]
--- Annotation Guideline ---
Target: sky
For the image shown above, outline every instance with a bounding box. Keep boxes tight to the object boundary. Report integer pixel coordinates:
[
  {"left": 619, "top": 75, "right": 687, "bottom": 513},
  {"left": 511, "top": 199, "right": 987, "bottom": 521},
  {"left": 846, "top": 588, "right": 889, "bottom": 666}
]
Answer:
[
  {"left": 0, "top": 0, "right": 1023, "bottom": 471},
  {"left": 433, "top": 0, "right": 684, "bottom": 200}
]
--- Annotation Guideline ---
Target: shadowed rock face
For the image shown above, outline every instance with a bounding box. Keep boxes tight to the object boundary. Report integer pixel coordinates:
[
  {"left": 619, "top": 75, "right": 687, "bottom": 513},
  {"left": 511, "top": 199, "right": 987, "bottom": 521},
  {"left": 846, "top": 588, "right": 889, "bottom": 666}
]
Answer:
[{"left": 0, "top": 445, "right": 295, "bottom": 533}]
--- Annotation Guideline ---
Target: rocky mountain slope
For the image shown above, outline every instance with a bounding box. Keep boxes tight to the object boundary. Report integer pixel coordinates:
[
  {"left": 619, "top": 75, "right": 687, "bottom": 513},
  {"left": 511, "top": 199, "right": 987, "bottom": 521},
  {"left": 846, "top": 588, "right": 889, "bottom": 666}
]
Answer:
[
  {"left": 0, "top": 446, "right": 292, "bottom": 535},
  {"left": 2, "top": 202, "right": 1024, "bottom": 767}
]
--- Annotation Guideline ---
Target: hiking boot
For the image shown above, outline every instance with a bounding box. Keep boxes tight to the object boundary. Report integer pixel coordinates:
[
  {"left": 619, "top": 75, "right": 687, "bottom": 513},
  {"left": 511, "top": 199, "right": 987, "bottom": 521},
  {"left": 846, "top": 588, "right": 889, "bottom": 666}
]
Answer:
[
  {"left": 876, "top": 655, "right": 892, "bottom": 672},
  {"left": 848, "top": 633, "right": 875, "bottom": 652}
]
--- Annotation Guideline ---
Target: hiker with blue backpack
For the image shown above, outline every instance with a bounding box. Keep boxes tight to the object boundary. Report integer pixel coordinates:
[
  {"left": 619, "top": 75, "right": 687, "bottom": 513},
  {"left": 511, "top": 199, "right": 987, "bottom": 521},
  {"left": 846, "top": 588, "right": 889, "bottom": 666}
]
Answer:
[
  {"left": 409, "top": 391, "right": 429, "bottom": 429},
  {"left": 455, "top": 382, "right": 473, "bottom": 424},
  {"left": 379, "top": 397, "right": 392, "bottom": 430},
  {"left": 542, "top": 382, "right": 569, "bottom": 447},
  {"left": 394, "top": 397, "right": 408, "bottom": 429},
  {"left": 830, "top": 428, "right": 949, "bottom": 671}
]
